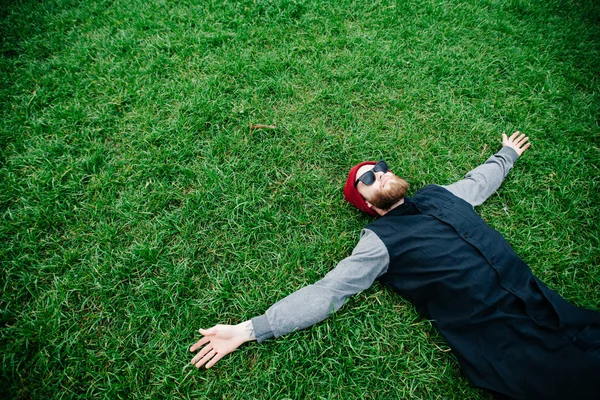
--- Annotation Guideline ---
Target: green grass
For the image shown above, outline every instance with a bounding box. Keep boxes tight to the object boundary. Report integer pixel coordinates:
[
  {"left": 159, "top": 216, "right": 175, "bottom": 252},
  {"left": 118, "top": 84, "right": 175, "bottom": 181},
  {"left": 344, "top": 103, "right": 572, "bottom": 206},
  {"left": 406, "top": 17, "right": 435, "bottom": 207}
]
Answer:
[{"left": 1, "top": 0, "right": 599, "bottom": 398}]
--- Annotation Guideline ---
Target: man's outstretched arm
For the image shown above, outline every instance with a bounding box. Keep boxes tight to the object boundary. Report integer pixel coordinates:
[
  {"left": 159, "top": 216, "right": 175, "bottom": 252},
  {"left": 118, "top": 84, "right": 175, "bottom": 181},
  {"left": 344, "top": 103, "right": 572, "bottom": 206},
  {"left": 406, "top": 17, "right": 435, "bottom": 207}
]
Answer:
[
  {"left": 444, "top": 132, "right": 531, "bottom": 206},
  {"left": 190, "top": 229, "right": 389, "bottom": 368}
]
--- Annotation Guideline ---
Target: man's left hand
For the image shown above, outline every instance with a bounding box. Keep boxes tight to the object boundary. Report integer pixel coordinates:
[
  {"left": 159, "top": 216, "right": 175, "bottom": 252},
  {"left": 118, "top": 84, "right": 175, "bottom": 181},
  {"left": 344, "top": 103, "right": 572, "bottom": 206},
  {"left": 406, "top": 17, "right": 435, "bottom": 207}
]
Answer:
[{"left": 502, "top": 131, "right": 531, "bottom": 156}]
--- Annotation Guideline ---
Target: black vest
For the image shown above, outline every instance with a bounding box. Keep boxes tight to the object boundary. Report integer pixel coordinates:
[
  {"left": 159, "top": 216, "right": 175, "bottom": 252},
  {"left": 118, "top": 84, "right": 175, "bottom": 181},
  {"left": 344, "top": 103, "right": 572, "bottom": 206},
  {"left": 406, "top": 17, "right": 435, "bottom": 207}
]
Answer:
[{"left": 367, "top": 185, "right": 600, "bottom": 399}]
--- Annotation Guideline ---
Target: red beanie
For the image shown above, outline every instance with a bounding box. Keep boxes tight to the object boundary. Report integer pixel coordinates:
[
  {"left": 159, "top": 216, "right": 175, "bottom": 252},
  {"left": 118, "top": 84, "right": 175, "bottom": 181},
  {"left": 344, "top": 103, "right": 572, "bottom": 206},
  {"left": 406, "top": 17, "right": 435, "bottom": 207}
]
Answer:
[{"left": 344, "top": 161, "right": 378, "bottom": 216}]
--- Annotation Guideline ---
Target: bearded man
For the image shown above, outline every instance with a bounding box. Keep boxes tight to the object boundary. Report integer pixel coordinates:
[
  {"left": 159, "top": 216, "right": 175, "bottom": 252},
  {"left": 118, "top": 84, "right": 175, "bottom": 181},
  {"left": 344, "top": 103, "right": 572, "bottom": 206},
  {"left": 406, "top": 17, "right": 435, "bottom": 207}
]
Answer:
[{"left": 190, "top": 132, "right": 600, "bottom": 399}]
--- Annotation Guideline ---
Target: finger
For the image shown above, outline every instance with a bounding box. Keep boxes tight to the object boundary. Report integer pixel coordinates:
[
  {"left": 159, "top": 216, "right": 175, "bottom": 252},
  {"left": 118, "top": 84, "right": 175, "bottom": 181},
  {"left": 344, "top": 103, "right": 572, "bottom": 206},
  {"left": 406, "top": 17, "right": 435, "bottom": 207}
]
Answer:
[
  {"left": 509, "top": 131, "right": 520, "bottom": 140},
  {"left": 195, "top": 349, "right": 216, "bottom": 369},
  {"left": 205, "top": 352, "right": 226, "bottom": 369},
  {"left": 502, "top": 133, "right": 508, "bottom": 142},
  {"left": 199, "top": 327, "right": 217, "bottom": 336},
  {"left": 512, "top": 132, "right": 524, "bottom": 142},
  {"left": 191, "top": 344, "right": 213, "bottom": 364},
  {"left": 189, "top": 336, "right": 210, "bottom": 352},
  {"left": 515, "top": 135, "right": 528, "bottom": 147}
]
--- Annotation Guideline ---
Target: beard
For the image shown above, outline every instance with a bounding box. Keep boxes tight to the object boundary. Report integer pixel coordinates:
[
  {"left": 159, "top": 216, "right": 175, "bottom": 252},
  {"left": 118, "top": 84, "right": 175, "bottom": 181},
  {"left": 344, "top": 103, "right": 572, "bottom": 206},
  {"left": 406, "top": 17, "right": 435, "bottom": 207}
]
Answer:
[{"left": 367, "top": 176, "right": 409, "bottom": 210}]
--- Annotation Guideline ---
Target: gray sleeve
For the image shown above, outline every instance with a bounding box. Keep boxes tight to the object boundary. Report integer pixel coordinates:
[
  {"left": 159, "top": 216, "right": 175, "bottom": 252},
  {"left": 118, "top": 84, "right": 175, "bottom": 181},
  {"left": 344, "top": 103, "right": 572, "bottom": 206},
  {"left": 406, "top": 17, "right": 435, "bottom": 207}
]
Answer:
[
  {"left": 443, "top": 146, "right": 519, "bottom": 207},
  {"left": 251, "top": 229, "right": 389, "bottom": 343}
]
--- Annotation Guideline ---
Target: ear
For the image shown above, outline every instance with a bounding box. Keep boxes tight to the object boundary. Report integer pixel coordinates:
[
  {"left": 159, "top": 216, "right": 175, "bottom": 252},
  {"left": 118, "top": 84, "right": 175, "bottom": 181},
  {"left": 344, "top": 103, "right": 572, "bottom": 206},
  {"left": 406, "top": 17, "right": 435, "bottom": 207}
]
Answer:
[{"left": 367, "top": 201, "right": 386, "bottom": 217}]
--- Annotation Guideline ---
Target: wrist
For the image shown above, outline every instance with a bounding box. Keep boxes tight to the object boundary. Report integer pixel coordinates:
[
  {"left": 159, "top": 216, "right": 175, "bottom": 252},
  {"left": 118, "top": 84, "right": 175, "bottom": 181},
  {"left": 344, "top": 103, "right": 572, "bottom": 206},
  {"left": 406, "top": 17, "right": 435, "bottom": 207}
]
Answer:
[{"left": 236, "top": 320, "right": 256, "bottom": 342}]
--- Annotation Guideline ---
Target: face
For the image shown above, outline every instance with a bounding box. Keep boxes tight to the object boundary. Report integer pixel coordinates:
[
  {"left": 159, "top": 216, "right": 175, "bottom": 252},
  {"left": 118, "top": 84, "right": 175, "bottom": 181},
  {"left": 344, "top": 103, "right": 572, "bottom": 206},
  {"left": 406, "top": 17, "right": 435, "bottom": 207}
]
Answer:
[{"left": 355, "top": 163, "right": 408, "bottom": 211}]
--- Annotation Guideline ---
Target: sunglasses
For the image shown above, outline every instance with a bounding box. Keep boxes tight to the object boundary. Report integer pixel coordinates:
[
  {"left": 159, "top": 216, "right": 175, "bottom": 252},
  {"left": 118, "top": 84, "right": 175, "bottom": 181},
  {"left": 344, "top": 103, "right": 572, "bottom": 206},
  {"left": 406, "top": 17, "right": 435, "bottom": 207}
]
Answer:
[{"left": 354, "top": 160, "right": 389, "bottom": 187}]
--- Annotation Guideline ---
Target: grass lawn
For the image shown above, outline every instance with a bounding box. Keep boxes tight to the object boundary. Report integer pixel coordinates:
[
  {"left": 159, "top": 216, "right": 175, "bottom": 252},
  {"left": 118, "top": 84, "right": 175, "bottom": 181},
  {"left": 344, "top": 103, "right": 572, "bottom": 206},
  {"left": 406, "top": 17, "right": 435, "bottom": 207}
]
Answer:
[{"left": 1, "top": 0, "right": 599, "bottom": 398}]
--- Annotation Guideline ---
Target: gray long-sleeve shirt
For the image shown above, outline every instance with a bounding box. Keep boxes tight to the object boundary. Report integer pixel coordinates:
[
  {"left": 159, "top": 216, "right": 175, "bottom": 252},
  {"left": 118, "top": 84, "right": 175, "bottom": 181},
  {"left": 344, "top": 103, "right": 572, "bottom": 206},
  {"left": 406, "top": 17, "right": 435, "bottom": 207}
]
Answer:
[{"left": 252, "top": 146, "right": 520, "bottom": 343}]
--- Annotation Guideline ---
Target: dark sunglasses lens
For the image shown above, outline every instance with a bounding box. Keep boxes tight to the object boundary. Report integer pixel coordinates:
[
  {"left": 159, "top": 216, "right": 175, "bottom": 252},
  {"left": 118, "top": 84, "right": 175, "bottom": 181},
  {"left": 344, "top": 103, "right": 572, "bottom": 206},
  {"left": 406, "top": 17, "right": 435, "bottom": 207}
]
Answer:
[
  {"left": 373, "top": 160, "right": 388, "bottom": 173},
  {"left": 361, "top": 171, "right": 376, "bottom": 185}
]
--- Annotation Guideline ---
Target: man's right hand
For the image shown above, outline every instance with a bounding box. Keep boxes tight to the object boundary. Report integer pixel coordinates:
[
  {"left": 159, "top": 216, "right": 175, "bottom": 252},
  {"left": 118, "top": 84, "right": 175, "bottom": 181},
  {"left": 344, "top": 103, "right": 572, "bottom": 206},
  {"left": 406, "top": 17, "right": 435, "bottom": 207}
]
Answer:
[
  {"left": 189, "top": 321, "right": 256, "bottom": 369},
  {"left": 502, "top": 131, "right": 531, "bottom": 156}
]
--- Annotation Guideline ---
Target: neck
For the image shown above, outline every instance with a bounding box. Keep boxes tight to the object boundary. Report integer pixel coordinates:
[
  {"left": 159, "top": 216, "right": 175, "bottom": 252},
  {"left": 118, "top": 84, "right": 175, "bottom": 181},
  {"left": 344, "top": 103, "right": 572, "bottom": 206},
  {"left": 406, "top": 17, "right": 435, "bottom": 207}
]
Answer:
[{"left": 377, "top": 198, "right": 405, "bottom": 216}]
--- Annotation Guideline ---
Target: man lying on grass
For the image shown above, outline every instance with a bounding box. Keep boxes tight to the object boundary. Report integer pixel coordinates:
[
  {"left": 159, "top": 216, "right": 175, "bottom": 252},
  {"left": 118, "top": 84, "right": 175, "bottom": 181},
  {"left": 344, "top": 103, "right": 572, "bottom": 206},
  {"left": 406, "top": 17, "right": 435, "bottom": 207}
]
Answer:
[{"left": 190, "top": 132, "right": 600, "bottom": 399}]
